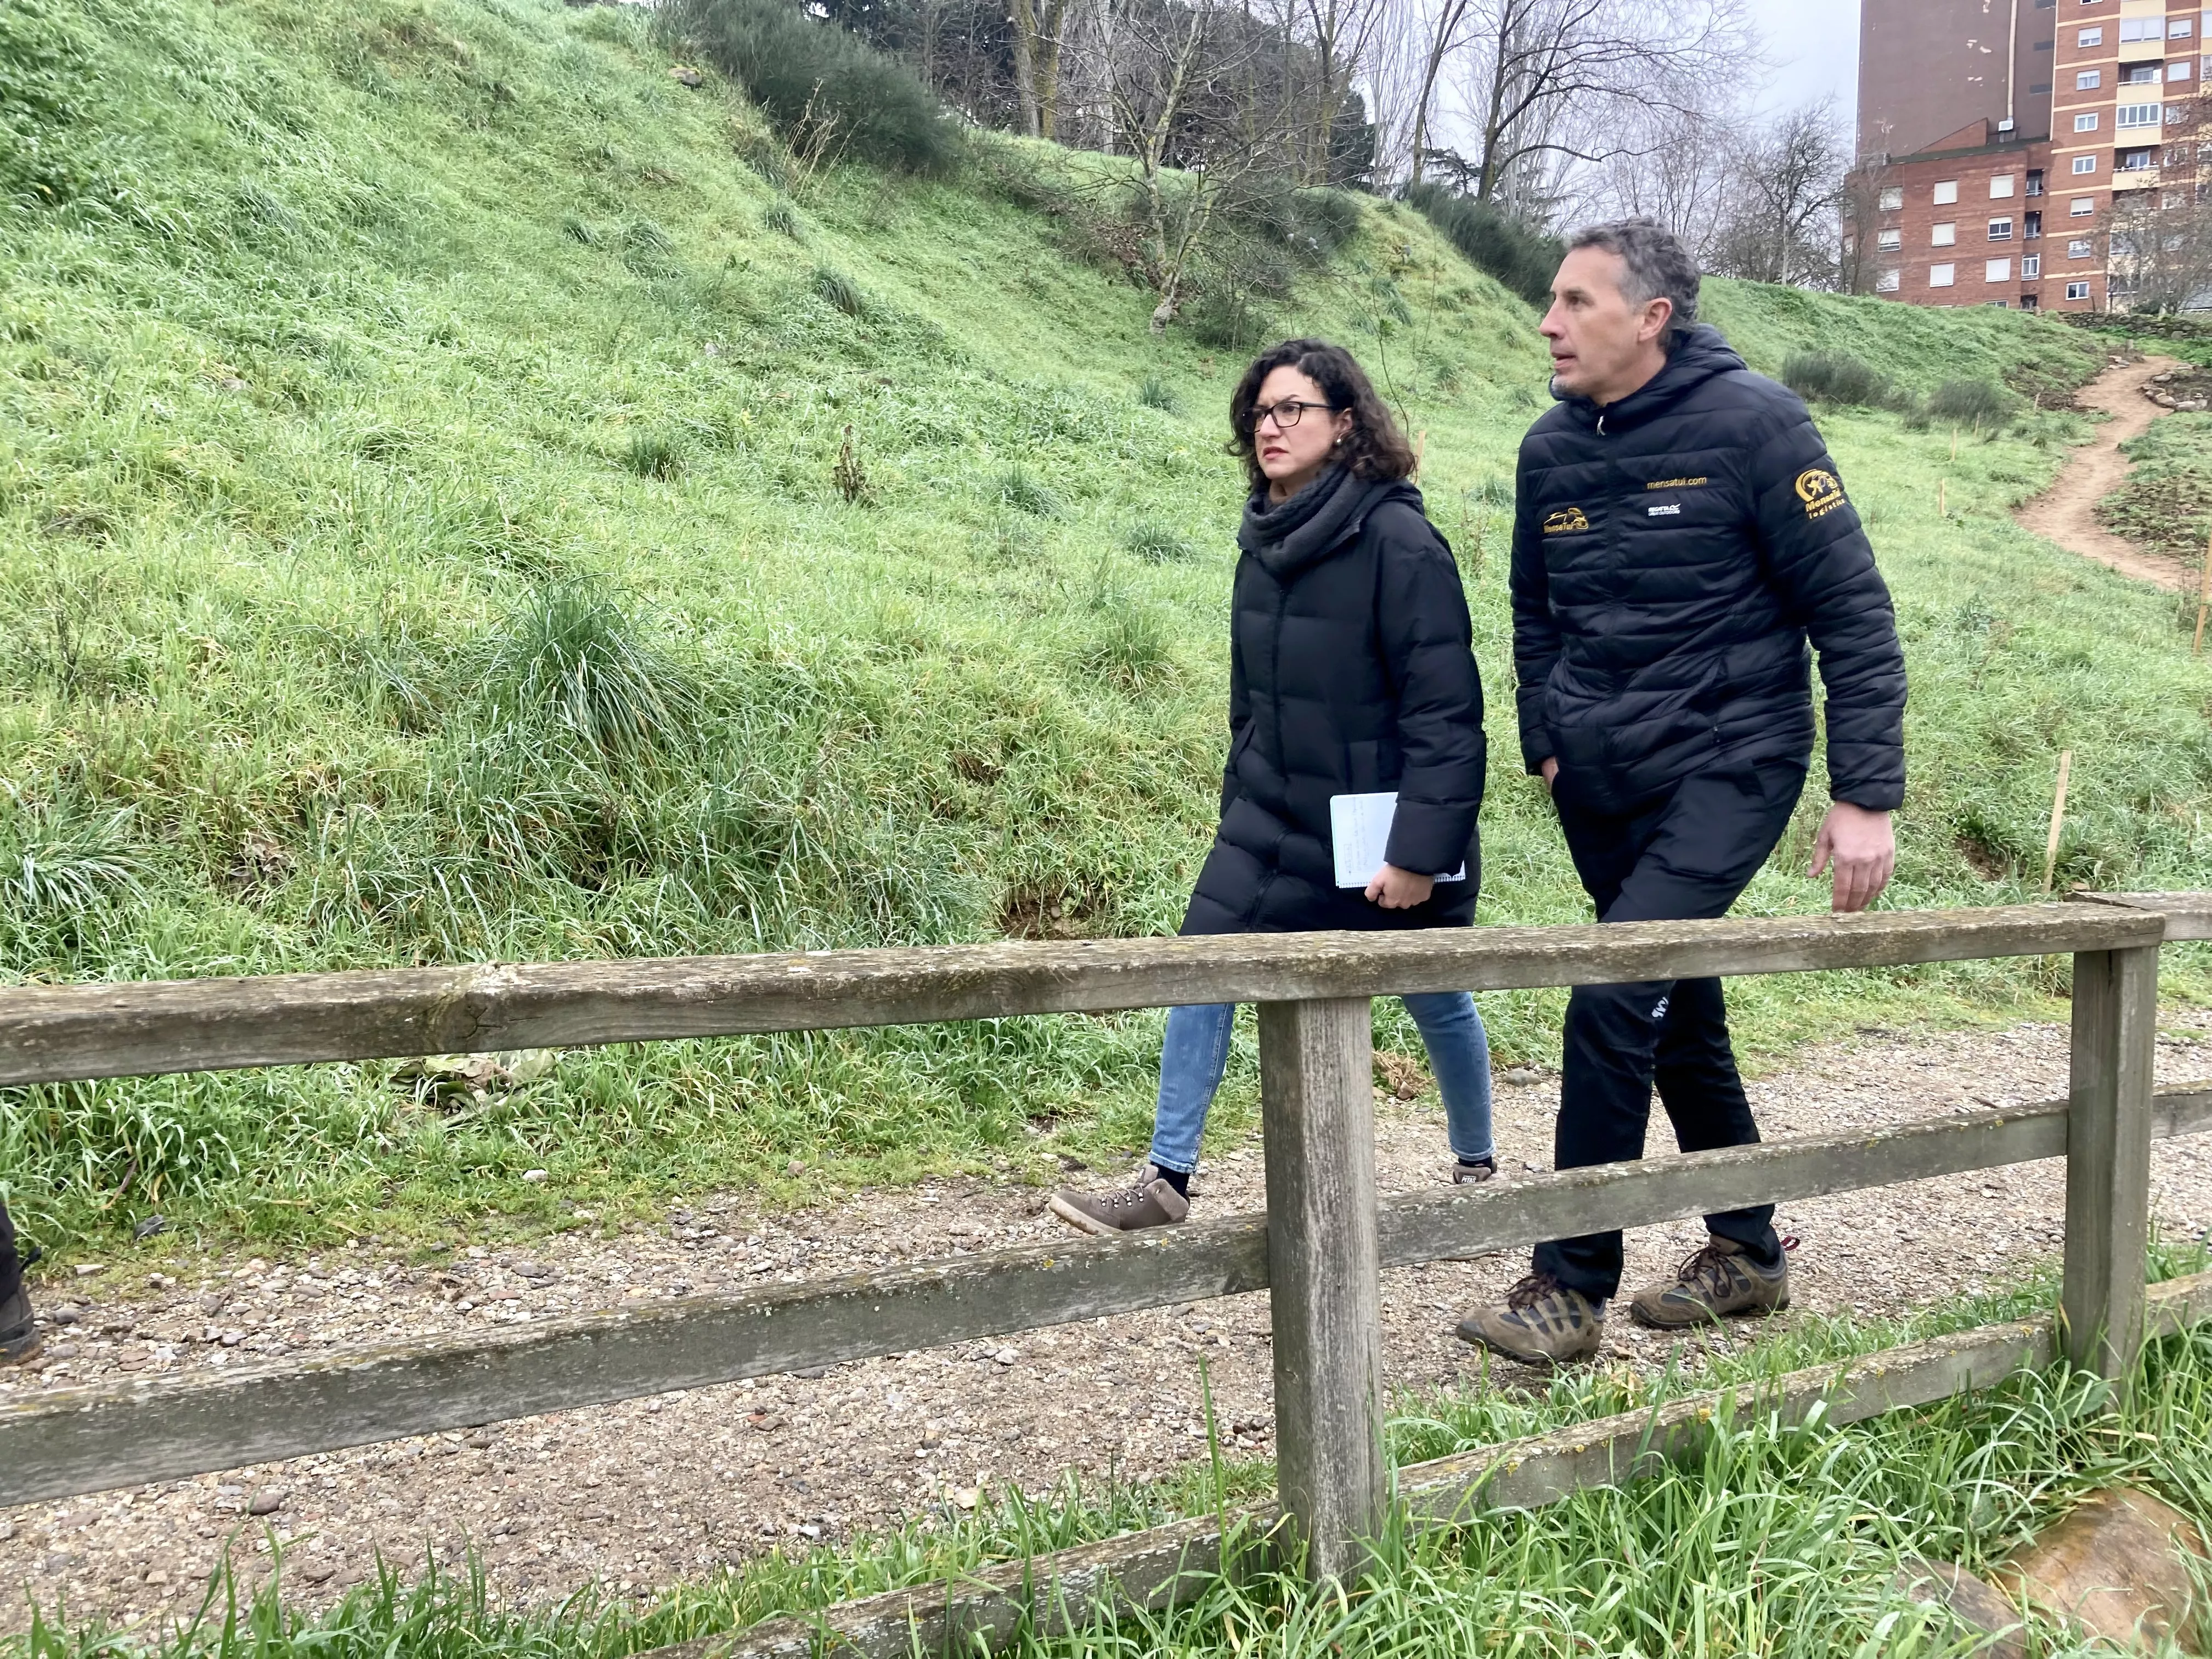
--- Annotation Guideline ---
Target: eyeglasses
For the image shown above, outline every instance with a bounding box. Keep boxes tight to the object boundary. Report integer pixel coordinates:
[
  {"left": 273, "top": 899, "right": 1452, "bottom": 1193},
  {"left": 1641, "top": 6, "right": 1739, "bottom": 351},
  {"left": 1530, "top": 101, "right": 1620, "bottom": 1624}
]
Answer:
[{"left": 1253, "top": 398, "right": 1339, "bottom": 430}]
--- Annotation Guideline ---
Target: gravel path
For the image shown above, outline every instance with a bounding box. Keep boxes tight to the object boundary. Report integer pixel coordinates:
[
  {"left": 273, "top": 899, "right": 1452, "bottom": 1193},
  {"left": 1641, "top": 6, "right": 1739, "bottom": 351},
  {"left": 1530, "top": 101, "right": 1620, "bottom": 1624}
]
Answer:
[
  {"left": 8, "top": 1013, "right": 2212, "bottom": 1636},
  {"left": 2016, "top": 353, "right": 2190, "bottom": 589}
]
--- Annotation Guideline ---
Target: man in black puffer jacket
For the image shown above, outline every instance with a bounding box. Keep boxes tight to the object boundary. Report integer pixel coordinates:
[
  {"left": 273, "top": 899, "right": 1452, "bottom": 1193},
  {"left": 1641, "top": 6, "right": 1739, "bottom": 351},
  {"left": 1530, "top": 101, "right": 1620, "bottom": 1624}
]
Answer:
[{"left": 1459, "top": 220, "right": 1908, "bottom": 1367}]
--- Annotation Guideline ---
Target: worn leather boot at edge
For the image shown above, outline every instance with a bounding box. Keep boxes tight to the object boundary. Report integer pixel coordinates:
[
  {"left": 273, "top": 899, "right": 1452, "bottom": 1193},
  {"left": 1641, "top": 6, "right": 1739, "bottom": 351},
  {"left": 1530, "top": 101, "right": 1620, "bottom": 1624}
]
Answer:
[{"left": 1456, "top": 1272, "right": 1605, "bottom": 1365}]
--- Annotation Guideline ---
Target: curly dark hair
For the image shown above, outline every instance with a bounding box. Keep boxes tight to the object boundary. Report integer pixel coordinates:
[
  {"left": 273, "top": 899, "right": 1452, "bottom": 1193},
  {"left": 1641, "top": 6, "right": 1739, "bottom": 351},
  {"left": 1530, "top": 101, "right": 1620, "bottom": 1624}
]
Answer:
[{"left": 1227, "top": 339, "right": 1416, "bottom": 490}]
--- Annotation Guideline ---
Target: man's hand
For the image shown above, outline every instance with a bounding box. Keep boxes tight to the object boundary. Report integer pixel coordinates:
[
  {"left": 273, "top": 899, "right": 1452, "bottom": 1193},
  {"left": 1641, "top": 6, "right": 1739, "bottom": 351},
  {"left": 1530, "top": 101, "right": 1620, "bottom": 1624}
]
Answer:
[
  {"left": 1365, "top": 864, "right": 1436, "bottom": 909},
  {"left": 1810, "top": 802, "right": 1896, "bottom": 913},
  {"left": 1540, "top": 757, "right": 1559, "bottom": 794}
]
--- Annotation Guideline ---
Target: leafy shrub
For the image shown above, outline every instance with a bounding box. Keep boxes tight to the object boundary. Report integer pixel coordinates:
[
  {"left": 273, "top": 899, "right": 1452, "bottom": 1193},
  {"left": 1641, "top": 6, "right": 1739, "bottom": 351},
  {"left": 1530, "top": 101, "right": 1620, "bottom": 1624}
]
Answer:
[
  {"left": 1927, "top": 378, "right": 2015, "bottom": 427},
  {"left": 1136, "top": 374, "right": 1180, "bottom": 413},
  {"left": 1124, "top": 518, "right": 1199, "bottom": 562},
  {"left": 1782, "top": 352, "right": 1892, "bottom": 408},
  {"left": 1403, "top": 183, "right": 1561, "bottom": 307},
  {"left": 477, "top": 584, "right": 699, "bottom": 756},
  {"left": 658, "top": 0, "right": 956, "bottom": 176},
  {"left": 813, "top": 264, "right": 866, "bottom": 317}
]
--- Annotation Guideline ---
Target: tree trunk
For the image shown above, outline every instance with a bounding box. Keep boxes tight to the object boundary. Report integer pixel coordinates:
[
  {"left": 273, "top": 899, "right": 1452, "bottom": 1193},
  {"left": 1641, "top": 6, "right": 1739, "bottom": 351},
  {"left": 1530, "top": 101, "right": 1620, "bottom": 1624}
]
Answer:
[{"left": 1009, "top": 0, "right": 1042, "bottom": 138}]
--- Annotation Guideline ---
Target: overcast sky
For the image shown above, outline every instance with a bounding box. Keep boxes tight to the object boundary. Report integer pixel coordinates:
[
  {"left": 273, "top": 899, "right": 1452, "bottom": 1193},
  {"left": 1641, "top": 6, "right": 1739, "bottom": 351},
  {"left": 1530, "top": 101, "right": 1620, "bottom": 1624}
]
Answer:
[{"left": 1750, "top": 0, "right": 1859, "bottom": 119}]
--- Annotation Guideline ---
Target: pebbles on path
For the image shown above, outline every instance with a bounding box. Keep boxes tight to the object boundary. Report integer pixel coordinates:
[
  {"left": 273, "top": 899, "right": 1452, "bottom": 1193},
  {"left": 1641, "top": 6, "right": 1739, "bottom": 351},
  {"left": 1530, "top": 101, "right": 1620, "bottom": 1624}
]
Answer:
[{"left": 7, "top": 1014, "right": 2211, "bottom": 1635}]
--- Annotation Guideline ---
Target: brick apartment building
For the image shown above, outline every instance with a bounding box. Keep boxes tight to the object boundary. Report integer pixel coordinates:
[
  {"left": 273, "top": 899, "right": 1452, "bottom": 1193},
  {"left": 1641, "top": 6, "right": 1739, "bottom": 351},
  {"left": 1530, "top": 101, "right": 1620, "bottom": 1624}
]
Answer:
[{"left": 1853, "top": 0, "right": 2208, "bottom": 312}]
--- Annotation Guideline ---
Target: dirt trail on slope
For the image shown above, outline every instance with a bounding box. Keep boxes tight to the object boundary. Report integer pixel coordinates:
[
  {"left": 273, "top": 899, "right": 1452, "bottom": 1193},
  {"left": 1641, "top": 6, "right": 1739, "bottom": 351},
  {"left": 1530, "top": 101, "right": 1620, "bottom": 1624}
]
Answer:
[
  {"left": 2016, "top": 353, "right": 2190, "bottom": 589},
  {"left": 8, "top": 1017, "right": 2212, "bottom": 1637}
]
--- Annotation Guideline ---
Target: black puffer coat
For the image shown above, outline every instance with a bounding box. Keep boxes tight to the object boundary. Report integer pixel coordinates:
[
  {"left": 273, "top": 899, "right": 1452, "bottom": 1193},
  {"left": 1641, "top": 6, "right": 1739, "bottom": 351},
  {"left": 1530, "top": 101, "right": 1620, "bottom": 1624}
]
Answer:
[
  {"left": 1183, "top": 472, "right": 1486, "bottom": 936},
  {"left": 1510, "top": 325, "right": 1907, "bottom": 814}
]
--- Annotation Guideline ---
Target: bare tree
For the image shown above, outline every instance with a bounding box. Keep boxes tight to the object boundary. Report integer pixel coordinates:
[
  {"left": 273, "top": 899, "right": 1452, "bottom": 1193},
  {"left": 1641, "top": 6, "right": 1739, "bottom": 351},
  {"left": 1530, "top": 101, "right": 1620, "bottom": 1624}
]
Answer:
[
  {"left": 2104, "top": 123, "right": 2212, "bottom": 315},
  {"left": 1095, "top": 0, "right": 1289, "bottom": 328},
  {"left": 1706, "top": 99, "right": 1847, "bottom": 288},
  {"left": 1008, "top": 0, "right": 1073, "bottom": 138},
  {"left": 1443, "top": 0, "right": 1754, "bottom": 212}
]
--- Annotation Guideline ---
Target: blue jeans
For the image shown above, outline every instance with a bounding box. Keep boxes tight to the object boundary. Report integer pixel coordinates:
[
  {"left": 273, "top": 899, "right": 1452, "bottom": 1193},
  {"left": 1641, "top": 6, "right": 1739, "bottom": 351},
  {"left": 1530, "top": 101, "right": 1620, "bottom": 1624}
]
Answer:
[{"left": 1147, "top": 994, "right": 1495, "bottom": 1175}]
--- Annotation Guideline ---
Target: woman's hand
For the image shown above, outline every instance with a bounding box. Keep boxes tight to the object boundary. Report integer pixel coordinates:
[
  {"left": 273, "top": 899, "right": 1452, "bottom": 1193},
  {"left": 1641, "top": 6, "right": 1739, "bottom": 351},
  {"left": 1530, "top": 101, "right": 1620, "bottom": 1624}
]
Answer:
[{"left": 1364, "top": 864, "right": 1436, "bottom": 909}]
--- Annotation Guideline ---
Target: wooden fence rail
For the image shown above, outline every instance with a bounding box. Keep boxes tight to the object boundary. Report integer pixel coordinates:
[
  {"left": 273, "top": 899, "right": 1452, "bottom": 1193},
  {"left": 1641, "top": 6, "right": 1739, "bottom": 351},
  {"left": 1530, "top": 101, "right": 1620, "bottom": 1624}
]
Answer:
[{"left": 1, "top": 894, "right": 2207, "bottom": 1603}]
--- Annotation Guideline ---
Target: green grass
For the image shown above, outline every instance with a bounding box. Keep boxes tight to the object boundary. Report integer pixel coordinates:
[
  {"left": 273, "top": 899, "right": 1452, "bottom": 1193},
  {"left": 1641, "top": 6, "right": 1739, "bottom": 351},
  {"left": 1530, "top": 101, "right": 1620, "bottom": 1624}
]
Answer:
[
  {"left": 18, "top": 1252, "right": 2212, "bottom": 1656},
  {"left": 3, "top": 0, "right": 2212, "bottom": 1270}
]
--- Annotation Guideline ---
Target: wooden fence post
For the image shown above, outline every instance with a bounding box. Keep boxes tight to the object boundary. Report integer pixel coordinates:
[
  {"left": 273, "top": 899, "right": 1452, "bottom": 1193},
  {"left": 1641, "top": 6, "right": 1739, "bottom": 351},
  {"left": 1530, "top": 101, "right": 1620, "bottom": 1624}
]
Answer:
[
  {"left": 2062, "top": 945, "right": 2160, "bottom": 1378},
  {"left": 1257, "top": 997, "right": 1385, "bottom": 1582}
]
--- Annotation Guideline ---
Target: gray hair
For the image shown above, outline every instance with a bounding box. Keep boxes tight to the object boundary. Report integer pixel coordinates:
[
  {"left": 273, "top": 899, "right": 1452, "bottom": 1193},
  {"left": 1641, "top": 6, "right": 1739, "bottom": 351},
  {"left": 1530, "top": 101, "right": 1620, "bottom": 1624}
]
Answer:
[{"left": 1567, "top": 219, "right": 1700, "bottom": 351}]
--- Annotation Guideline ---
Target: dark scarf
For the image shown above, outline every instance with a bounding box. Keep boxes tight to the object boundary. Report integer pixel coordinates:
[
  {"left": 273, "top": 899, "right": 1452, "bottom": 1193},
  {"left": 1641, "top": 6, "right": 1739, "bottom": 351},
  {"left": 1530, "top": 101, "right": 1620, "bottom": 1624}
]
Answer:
[{"left": 1238, "top": 464, "right": 1375, "bottom": 579}]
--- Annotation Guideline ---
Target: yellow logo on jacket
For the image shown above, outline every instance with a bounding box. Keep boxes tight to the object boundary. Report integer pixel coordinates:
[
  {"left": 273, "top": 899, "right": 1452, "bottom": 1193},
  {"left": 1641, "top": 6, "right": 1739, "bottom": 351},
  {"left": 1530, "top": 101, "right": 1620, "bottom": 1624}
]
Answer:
[
  {"left": 1796, "top": 468, "right": 1846, "bottom": 520},
  {"left": 1542, "top": 506, "right": 1590, "bottom": 535}
]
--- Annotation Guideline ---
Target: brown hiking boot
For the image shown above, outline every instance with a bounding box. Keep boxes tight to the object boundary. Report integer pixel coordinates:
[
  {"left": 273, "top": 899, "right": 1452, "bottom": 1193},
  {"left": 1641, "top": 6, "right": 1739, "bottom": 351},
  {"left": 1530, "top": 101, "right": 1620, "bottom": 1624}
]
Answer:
[
  {"left": 1455, "top": 1271, "right": 1604, "bottom": 1365},
  {"left": 1047, "top": 1166, "right": 1190, "bottom": 1237},
  {"left": 1628, "top": 1235, "right": 1790, "bottom": 1330},
  {"left": 0, "top": 1283, "right": 40, "bottom": 1368}
]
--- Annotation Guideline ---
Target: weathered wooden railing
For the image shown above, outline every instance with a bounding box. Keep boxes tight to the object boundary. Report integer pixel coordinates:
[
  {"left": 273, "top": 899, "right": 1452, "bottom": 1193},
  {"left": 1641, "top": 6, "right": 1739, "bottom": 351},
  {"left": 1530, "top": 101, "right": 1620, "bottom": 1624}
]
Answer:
[{"left": 4, "top": 893, "right": 2212, "bottom": 1656}]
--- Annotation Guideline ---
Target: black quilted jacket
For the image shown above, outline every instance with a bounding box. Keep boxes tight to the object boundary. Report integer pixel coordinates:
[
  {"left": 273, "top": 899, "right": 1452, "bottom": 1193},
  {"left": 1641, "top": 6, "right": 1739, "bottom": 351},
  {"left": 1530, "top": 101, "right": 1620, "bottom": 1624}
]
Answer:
[
  {"left": 1510, "top": 325, "right": 1907, "bottom": 814},
  {"left": 1182, "top": 478, "right": 1486, "bottom": 935}
]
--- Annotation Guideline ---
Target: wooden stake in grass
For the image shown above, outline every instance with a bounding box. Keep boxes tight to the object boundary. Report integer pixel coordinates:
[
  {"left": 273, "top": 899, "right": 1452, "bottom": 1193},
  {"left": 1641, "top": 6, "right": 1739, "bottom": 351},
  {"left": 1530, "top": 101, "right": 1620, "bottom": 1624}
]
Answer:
[
  {"left": 2194, "top": 533, "right": 2212, "bottom": 656},
  {"left": 1951, "top": 426, "right": 1960, "bottom": 461},
  {"left": 1412, "top": 428, "right": 1427, "bottom": 484},
  {"left": 2042, "top": 749, "right": 2073, "bottom": 895},
  {"left": 1939, "top": 478, "right": 1947, "bottom": 517}
]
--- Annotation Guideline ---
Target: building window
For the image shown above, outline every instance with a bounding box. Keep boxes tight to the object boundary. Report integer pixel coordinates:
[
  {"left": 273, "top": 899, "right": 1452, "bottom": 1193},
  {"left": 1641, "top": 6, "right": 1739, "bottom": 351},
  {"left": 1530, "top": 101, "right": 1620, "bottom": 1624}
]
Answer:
[
  {"left": 2119, "top": 18, "right": 2160, "bottom": 41},
  {"left": 2024, "top": 254, "right": 2042, "bottom": 277},
  {"left": 1991, "top": 173, "right": 2017, "bottom": 199},
  {"left": 1877, "top": 268, "right": 1901, "bottom": 294},
  {"left": 1878, "top": 185, "right": 1904, "bottom": 211},
  {"left": 1932, "top": 221, "right": 1957, "bottom": 245},
  {"left": 1985, "top": 301, "right": 2010, "bottom": 309},
  {"left": 1989, "top": 217, "right": 2015, "bottom": 240},
  {"left": 2023, "top": 294, "right": 2040, "bottom": 311},
  {"left": 2171, "top": 105, "right": 2187, "bottom": 123},
  {"left": 1933, "top": 179, "right": 1959, "bottom": 205},
  {"left": 2068, "top": 236, "right": 2094, "bottom": 256},
  {"left": 2074, "top": 155, "right": 2099, "bottom": 173},
  {"left": 2026, "top": 210, "right": 2043, "bottom": 237},
  {"left": 2078, "top": 69, "right": 2103, "bottom": 89},
  {"left": 1986, "top": 258, "right": 2012, "bottom": 282},
  {"left": 2066, "top": 280, "right": 2092, "bottom": 300},
  {"left": 2076, "top": 112, "right": 2101, "bottom": 132},
  {"left": 2119, "top": 147, "right": 2156, "bottom": 171},
  {"left": 1877, "top": 228, "right": 1902, "bottom": 250},
  {"left": 2175, "top": 17, "right": 2196, "bottom": 37},
  {"left": 2027, "top": 170, "right": 2045, "bottom": 196},
  {"left": 2078, "top": 26, "right": 2103, "bottom": 45},
  {"left": 2124, "top": 64, "right": 2159, "bottom": 84},
  {"left": 2072, "top": 196, "right": 2097, "bottom": 214},
  {"left": 1930, "top": 263, "right": 1957, "bottom": 288},
  {"left": 2174, "top": 61, "right": 2195, "bottom": 81},
  {"left": 2117, "top": 104, "right": 2162, "bottom": 128}
]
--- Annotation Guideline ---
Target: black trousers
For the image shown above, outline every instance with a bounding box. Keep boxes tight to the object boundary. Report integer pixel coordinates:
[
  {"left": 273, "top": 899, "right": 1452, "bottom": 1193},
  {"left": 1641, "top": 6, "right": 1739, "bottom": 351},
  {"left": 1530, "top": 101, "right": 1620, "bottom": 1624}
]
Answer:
[
  {"left": 1533, "top": 760, "right": 1808, "bottom": 1301},
  {"left": 0, "top": 1200, "right": 19, "bottom": 1307}
]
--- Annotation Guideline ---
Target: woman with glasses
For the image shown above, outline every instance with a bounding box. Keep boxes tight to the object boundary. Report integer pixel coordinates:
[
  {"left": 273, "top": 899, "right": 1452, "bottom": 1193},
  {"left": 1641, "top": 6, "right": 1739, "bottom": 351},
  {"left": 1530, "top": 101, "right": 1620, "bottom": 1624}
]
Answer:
[{"left": 1051, "top": 338, "right": 1495, "bottom": 1235}]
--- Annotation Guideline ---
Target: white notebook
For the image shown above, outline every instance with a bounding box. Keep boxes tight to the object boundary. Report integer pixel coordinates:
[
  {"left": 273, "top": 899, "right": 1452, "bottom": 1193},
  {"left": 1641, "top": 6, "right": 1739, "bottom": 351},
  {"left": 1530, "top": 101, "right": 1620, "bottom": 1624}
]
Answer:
[{"left": 1329, "top": 792, "right": 1466, "bottom": 889}]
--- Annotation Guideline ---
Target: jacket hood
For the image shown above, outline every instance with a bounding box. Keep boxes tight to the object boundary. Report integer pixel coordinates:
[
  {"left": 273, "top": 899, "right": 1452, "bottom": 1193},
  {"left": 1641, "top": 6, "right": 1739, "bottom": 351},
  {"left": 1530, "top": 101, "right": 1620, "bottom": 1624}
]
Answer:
[{"left": 1554, "top": 323, "right": 1745, "bottom": 434}]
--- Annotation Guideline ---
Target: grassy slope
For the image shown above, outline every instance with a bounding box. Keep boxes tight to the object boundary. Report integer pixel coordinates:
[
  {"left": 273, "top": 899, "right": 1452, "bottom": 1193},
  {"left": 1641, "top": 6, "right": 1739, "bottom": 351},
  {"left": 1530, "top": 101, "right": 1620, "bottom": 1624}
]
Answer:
[{"left": 3, "top": 0, "right": 2210, "bottom": 1262}]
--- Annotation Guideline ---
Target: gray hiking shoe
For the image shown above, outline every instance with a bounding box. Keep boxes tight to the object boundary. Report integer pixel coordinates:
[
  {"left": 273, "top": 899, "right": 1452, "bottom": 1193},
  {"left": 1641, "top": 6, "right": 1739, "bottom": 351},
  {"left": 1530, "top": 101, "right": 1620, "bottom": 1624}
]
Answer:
[
  {"left": 1628, "top": 1235, "right": 1790, "bottom": 1330},
  {"left": 0, "top": 1283, "right": 40, "bottom": 1368},
  {"left": 1047, "top": 1166, "right": 1190, "bottom": 1236},
  {"left": 1451, "top": 1158, "right": 1496, "bottom": 1185},
  {"left": 1455, "top": 1271, "right": 1605, "bottom": 1365}
]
